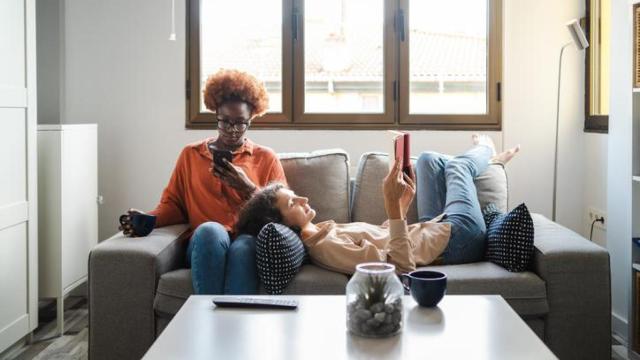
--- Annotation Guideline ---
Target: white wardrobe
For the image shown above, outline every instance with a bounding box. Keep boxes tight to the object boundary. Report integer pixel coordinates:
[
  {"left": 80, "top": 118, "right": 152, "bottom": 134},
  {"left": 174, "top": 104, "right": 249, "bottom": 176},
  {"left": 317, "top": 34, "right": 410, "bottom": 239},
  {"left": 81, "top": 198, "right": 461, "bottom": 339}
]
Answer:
[
  {"left": 0, "top": 0, "right": 39, "bottom": 353},
  {"left": 38, "top": 124, "right": 98, "bottom": 336}
]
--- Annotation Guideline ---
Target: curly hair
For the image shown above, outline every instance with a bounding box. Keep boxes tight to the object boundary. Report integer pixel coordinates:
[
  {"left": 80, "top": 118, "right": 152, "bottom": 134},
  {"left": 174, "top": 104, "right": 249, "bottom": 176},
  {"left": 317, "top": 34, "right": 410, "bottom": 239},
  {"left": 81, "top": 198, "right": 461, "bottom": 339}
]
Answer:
[
  {"left": 235, "top": 183, "right": 301, "bottom": 237},
  {"left": 202, "top": 69, "right": 269, "bottom": 117}
]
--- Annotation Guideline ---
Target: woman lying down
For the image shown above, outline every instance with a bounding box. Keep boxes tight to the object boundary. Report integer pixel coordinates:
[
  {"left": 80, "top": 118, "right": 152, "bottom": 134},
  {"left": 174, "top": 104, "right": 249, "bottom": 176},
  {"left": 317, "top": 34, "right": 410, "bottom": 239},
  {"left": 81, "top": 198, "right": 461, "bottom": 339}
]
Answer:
[{"left": 235, "top": 135, "right": 520, "bottom": 275}]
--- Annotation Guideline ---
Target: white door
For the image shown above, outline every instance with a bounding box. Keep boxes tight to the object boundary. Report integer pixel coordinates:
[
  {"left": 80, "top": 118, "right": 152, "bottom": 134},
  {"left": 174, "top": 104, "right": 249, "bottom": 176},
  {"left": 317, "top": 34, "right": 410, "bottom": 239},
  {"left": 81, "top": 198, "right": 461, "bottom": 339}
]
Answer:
[{"left": 0, "top": 0, "right": 38, "bottom": 352}]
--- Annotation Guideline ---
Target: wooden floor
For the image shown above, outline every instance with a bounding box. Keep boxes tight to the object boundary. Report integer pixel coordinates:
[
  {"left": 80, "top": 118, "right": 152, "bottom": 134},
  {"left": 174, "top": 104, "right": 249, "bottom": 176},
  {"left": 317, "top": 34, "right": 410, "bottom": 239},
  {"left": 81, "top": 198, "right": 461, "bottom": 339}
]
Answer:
[
  {"left": 3, "top": 296, "right": 88, "bottom": 360},
  {"left": 613, "top": 334, "right": 631, "bottom": 360},
  {"left": 0, "top": 296, "right": 630, "bottom": 359}
]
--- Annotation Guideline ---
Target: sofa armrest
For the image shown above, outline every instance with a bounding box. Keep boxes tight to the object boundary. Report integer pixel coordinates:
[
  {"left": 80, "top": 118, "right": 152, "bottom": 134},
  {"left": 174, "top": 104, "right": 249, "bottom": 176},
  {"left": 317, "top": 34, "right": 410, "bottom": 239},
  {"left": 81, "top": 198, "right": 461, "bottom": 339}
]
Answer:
[
  {"left": 89, "top": 224, "right": 189, "bottom": 360},
  {"left": 530, "top": 214, "right": 610, "bottom": 360}
]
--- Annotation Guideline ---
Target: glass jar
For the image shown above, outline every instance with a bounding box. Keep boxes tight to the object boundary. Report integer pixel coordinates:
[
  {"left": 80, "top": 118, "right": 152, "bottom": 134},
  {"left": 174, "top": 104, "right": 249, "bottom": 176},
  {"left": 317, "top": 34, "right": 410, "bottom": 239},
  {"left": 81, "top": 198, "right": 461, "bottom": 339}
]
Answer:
[{"left": 346, "top": 262, "right": 404, "bottom": 338}]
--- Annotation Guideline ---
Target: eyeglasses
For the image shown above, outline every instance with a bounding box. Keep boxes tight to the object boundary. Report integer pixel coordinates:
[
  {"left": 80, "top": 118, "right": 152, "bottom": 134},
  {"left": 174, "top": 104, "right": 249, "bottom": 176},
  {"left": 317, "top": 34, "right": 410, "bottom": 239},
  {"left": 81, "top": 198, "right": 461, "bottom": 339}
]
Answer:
[{"left": 216, "top": 118, "right": 250, "bottom": 131}]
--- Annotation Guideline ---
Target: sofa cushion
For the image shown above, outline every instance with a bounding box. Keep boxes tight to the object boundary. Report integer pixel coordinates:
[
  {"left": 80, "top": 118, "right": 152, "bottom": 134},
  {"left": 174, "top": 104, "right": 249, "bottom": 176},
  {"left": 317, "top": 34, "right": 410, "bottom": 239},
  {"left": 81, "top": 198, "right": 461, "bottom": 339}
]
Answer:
[
  {"left": 422, "top": 262, "right": 548, "bottom": 317},
  {"left": 351, "top": 152, "right": 508, "bottom": 224},
  {"left": 475, "top": 163, "right": 509, "bottom": 214},
  {"left": 525, "top": 318, "right": 545, "bottom": 340},
  {"left": 155, "top": 263, "right": 545, "bottom": 318},
  {"left": 281, "top": 264, "right": 350, "bottom": 295},
  {"left": 351, "top": 153, "right": 419, "bottom": 224},
  {"left": 154, "top": 268, "right": 193, "bottom": 317},
  {"left": 280, "top": 149, "right": 350, "bottom": 223},
  {"left": 154, "top": 265, "right": 350, "bottom": 317},
  {"left": 256, "top": 223, "right": 307, "bottom": 294},
  {"left": 484, "top": 203, "right": 535, "bottom": 272}
]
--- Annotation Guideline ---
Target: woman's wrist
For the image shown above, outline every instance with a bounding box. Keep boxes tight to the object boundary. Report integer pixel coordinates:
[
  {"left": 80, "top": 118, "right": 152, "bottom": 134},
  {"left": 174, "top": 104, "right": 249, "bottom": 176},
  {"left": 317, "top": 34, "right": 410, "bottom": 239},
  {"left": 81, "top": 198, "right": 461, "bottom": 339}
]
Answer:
[
  {"left": 384, "top": 200, "right": 403, "bottom": 220},
  {"left": 402, "top": 203, "right": 411, "bottom": 218}
]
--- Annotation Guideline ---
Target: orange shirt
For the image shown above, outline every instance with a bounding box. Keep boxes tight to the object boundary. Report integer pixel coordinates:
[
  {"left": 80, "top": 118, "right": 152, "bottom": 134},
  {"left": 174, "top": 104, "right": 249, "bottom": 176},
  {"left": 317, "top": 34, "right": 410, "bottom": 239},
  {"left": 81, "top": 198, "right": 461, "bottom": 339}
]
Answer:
[{"left": 149, "top": 138, "right": 287, "bottom": 236}]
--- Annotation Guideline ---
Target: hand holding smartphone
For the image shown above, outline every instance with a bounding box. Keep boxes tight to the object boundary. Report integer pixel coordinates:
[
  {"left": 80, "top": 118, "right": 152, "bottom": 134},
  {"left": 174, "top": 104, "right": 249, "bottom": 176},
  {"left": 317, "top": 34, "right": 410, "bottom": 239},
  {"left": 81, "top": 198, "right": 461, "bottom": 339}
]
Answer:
[
  {"left": 388, "top": 130, "right": 411, "bottom": 177},
  {"left": 206, "top": 141, "right": 258, "bottom": 199},
  {"left": 213, "top": 149, "right": 233, "bottom": 168},
  {"left": 207, "top": 143, "right": 233, "bottom": 169}
]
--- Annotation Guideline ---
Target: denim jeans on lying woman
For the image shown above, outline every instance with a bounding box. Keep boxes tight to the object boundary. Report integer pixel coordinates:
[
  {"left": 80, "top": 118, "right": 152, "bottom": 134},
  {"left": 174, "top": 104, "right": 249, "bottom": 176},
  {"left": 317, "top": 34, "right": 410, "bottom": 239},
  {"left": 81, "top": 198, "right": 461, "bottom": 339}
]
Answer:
[
  {"left": 415, "top": 145, "right": 492, "bottom": 264},
  {"left": 186, "top": 221, "right": 259, "bottom": 295}
]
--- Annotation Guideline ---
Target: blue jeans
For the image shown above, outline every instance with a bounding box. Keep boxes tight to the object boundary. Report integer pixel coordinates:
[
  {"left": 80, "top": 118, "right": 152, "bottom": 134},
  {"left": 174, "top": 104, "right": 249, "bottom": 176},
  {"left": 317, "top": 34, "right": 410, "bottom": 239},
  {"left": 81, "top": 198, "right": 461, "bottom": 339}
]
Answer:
[
  {"left": 186, "top": 222, "right": 259, "bottom": 295},
  {"left": 415, "top": 145, "right": 492, "bottom": 264}
]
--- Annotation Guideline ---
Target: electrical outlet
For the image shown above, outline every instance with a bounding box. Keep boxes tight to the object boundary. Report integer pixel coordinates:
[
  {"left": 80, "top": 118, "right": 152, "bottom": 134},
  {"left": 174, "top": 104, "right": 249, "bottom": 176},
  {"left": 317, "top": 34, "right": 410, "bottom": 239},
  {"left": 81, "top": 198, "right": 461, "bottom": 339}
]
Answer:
[{"left": 587, "top": 207, "right": 606, "bottom": 230}]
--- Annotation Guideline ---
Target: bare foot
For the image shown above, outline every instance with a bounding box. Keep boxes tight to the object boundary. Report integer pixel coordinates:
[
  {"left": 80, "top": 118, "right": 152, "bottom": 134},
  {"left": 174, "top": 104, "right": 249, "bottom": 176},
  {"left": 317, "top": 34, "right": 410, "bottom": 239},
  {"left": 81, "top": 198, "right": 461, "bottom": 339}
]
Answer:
[
  {"left": 472, "top": 134, "right": 497, "bottom": 156},
  {"left": 491, "top": 145, "right": 521, "bottom": 165}
]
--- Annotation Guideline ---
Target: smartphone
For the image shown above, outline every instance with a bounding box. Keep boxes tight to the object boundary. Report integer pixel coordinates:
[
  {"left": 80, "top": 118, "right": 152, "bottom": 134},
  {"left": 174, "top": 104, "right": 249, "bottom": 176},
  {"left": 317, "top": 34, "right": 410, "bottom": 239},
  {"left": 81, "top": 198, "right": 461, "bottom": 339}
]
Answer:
[{"left": 207, "top": 143, "right": 233, "bottom": 168}]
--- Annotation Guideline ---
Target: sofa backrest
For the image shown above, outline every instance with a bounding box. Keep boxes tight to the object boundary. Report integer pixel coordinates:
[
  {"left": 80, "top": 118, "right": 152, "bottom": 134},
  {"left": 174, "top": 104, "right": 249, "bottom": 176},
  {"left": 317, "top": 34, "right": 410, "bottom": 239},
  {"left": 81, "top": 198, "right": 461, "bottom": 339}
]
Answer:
[
  {"left": 279, "top": 149, "right": 351, "bottom": 223},
  {"left": 351, "top": 153, "right": 419, "bottom": 224},
  {"left": 351, "top": 152, "right": 508, "bottom": 224}
]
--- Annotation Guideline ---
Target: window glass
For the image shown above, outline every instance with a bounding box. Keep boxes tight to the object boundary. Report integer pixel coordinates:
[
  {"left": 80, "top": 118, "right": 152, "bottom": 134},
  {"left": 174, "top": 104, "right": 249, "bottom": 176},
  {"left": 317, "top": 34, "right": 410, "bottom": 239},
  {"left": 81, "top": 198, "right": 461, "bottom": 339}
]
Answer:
[
  {"left": 200, "top": 0, "right": 283, "bottom": 112},
  {"left": 304, "top": 0, "right": 384, "bottom": 113},
  {"left": 589, "top": 0, "right": 609, "bottom": 116},
  {"left": 409, "top": 0, "right": 487, "bottom": 114}
]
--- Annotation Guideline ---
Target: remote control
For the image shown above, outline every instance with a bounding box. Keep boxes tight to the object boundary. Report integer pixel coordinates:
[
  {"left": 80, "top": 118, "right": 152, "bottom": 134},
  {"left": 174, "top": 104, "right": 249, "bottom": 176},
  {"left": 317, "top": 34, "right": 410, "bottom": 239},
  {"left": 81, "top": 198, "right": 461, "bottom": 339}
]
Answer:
[{"left": 211, "top": 297, "right": 298, "bottom": 310}]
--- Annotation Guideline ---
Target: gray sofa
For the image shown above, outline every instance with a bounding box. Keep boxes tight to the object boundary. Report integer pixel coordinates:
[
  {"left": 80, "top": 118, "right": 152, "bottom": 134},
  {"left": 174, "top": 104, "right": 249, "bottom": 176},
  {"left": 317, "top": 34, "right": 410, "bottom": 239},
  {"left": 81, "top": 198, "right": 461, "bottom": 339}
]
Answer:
[{"left": 89, "top": 149, "right": 611, "bottom": 360}]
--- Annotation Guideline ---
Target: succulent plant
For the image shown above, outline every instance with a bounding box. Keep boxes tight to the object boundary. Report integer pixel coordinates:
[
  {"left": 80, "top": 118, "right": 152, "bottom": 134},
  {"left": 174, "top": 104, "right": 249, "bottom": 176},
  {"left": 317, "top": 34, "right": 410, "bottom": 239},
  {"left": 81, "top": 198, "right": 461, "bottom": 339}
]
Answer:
[
  {"left": 355, "top": 273, "right": 389, "bottom": 308},
  {"left": 348, "top": 274, "right": 402, "bottom": 337}
]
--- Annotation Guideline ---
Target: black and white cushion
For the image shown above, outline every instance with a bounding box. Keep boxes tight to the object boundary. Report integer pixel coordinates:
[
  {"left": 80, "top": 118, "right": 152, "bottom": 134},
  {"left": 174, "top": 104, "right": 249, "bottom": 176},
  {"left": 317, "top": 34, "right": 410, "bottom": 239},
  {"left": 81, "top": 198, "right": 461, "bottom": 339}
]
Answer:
[
  {"left": 483, "top": 203, "right": 534, "bottom": 272},
  {"left": 256, "top": 223, "right": 306, "bottom": 294}
]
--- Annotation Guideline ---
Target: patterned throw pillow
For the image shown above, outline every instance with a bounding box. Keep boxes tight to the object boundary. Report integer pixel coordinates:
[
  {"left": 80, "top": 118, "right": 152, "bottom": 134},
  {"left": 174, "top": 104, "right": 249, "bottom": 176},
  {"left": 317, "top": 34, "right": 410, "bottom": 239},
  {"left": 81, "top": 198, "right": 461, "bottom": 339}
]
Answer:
[
  {"left": 483, "top": 203, "right": 534, "bottom": 272},
  {"left": 256, "top": 223, "right": 306, "bottom": 294}
]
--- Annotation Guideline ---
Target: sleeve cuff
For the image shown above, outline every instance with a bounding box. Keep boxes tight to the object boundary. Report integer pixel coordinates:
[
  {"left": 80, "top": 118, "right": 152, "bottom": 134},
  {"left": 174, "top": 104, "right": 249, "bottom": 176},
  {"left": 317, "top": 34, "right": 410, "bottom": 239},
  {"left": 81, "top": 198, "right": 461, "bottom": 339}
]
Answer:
[{"left": 388, "top": 219, "right": 409, "bottom": 240}]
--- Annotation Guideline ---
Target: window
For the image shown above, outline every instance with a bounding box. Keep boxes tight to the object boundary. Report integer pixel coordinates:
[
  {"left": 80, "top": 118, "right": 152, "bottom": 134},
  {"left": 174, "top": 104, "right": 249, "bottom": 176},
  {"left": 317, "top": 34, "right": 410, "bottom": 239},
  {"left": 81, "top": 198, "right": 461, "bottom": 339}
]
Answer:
[
  {"left": 187, "top": 0, "right": 502, "bottom": 129},
  {"left": 187, "top": 0, "right": 293, "bottom": 126},
  {"left": 585, "top": 0, "right": 609, "bottom": 133}
]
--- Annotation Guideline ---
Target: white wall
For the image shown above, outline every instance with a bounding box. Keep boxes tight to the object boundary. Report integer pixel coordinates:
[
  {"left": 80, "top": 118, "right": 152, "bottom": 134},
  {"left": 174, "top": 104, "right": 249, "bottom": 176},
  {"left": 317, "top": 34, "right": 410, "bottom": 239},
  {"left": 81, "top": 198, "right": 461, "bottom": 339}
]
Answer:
[
  {"left": 36, "top": 0, "right": 63, "bottom": 124},
  {"left": 55, "top": 0, "right": 609, "bottom": 303},
  {"left": 504, "top": 0, "right": 582, "bottom": 233},
  {"left": 608, "top": 0, "right": 632, "bottom": 339},
  {"left": 584, "top": 134, "right": 608, "bottom": 246}
]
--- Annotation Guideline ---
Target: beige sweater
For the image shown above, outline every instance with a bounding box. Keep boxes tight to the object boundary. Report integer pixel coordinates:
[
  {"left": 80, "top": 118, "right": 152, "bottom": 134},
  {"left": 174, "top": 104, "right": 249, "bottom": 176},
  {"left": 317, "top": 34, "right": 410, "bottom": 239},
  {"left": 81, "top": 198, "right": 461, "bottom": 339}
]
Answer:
[{"left": 302, "top": 218, "right": 451, "bottom": 275}]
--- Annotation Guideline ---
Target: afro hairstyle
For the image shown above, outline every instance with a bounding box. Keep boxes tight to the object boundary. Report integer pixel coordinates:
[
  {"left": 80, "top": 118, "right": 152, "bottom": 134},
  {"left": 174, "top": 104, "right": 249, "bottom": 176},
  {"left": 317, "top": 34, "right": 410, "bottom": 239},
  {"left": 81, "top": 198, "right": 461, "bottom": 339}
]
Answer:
[{"left": 202, "top": 69, "right": 269, "bottom": 117}]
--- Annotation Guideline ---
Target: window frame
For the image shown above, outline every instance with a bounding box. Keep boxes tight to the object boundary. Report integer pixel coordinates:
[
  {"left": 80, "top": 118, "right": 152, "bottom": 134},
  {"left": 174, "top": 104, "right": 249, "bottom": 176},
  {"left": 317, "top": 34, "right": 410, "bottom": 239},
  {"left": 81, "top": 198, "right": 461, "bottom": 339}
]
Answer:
[
  {"left": 186, "top": 0, "right": 294, "bottom": 128},
  {"left": 186, "top": 0, "right": 502, "bottom": 130},
  {"left": 398, "top": 0, "right": 502, "bottom": 130},
  {"left": 584, "top": 0, "right": 609, "bottom": 133},
  {"left": 292, "top": 0, "right": 396, "bottom": 125}
]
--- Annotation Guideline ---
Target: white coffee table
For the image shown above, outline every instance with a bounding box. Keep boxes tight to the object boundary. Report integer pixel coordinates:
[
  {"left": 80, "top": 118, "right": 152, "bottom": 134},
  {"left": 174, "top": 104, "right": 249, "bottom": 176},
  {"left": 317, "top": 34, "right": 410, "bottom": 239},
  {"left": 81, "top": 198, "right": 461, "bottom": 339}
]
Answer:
[{"left": 143, "top": 295, "right": 557, "bottom": 360}]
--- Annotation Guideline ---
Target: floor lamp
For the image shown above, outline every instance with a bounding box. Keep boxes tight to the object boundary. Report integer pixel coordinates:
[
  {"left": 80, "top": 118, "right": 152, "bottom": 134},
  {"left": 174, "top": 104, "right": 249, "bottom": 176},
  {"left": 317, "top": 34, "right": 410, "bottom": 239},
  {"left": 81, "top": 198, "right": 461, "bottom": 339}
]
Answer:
[{"left": 552, "top": 19, "right": 589, "bottom": 221}]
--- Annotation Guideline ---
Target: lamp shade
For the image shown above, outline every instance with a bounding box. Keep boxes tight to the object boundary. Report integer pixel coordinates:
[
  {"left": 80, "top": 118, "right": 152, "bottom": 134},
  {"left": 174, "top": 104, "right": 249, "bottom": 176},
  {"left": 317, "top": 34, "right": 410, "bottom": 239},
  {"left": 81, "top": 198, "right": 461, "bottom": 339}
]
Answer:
[{"left": 566, "top": 19, "right": 589, "bottom": 50}]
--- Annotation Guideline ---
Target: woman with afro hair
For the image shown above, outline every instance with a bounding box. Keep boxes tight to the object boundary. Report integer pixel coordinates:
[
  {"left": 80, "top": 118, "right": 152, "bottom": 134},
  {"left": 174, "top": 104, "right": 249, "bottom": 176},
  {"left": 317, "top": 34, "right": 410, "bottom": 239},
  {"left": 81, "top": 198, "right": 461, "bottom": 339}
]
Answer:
[{"left": 118, "top": 69, "right": 287, "bottom": 295}]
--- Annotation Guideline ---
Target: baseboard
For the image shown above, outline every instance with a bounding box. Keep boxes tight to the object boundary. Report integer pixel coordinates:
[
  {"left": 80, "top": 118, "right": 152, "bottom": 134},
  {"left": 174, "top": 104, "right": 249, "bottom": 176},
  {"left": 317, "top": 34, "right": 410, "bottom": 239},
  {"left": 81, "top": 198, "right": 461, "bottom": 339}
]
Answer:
[{"left": 612, "top": 311, "right": 629, "bottom": 342}]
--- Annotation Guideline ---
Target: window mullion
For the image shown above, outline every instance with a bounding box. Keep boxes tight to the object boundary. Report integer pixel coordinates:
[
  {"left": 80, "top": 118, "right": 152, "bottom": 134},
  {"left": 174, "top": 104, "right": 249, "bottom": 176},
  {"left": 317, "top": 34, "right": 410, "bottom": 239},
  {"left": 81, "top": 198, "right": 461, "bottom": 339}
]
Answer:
[
  {"left": 292, "top": 0, "right": 303, "bottom": 123},
  {"left": 397, "top": 0, "right": 409, "bottom": 124},
  {"left": 280, "top": 0, "right": 294, "bottom": 124},
  {"left": 293, "top": 0, "right": 393, "bottom": 124}
]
